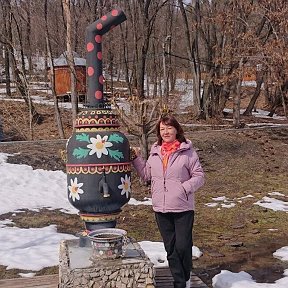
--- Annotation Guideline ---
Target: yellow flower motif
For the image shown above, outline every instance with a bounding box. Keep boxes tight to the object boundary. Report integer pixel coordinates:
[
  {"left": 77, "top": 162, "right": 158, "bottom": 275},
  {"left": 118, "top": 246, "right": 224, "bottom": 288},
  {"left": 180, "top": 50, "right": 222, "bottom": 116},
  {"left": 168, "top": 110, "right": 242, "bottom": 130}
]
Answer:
[
  {"left": 118, "top": 175, "right": 131, "bottom": 198},
  {"left": 87, "top": 135, "right": 113, "bottom": 158},
  {"left": 68, "top": 178, "right": 84, "bottom": 202}
]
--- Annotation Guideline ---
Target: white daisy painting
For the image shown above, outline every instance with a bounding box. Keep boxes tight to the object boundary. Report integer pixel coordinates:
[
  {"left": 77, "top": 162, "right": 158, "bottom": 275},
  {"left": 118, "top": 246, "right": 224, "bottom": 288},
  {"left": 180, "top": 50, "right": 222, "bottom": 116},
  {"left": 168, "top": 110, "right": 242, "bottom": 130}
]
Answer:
[
  {"left": 87, "top": 135, "right": 113, "bottom": 158},
  {"left": 68, "top": 177, "right": 84, "bottom": 202},
  {"left": 118, "top": 175, "right": 131, "bottom": 199}
]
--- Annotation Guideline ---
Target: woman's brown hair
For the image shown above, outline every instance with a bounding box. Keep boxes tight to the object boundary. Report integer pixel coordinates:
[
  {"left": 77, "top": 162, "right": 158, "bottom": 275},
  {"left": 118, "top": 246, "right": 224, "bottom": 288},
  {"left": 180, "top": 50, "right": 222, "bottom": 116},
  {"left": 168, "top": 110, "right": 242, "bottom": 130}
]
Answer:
[{"left": 156, "top": 115, "right": 186, "bottom": 145}]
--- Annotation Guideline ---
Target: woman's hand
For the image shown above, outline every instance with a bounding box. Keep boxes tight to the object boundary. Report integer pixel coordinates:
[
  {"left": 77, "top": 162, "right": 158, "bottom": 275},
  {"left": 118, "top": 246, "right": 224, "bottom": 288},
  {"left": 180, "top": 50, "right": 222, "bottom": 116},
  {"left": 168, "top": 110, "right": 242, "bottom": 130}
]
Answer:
[{"left": 130, "top": 146, "right": 141, "bottom": 160}]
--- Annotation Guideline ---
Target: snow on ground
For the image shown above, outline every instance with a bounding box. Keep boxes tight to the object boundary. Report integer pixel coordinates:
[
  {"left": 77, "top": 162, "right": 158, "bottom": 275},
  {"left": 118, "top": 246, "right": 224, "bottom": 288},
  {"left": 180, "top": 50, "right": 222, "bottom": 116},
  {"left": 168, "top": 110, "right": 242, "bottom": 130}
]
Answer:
[
  {"left": 223, "top": 108, "right": 287, "bottom": 121},
  {"left": 0, "top": 152, "right": 287, "bottom": 287},
  {"left": 204, "top": 193, "right": 288, "bottom": 213},
  {"left": 254, "top": 196, "right": 288, "bottom": 212},
  {"left": 0, "top": 224, "right": 76, "bottom": 271},
  {"left": 0, "top": 79, "right": 287, "bottom": 124},
  {"left": 0, "top": 80, "right": 287, "bottom": 285},
  {"left": 0, "top": 153, "right": 76, "bottom": 215},
  {"left": 212, "top": 268, "right": 288, "bottom": 288},
  {"left": 0, "top": 151, "right": 201, "bottom": 274}
]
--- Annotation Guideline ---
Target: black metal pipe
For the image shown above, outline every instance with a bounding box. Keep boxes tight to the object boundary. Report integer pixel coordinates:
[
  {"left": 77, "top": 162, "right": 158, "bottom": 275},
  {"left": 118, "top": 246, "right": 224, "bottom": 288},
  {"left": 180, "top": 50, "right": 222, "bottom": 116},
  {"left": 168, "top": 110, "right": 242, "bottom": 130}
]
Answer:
[{"left": 85, "top": 9, "right": 127, "bottom": 107}]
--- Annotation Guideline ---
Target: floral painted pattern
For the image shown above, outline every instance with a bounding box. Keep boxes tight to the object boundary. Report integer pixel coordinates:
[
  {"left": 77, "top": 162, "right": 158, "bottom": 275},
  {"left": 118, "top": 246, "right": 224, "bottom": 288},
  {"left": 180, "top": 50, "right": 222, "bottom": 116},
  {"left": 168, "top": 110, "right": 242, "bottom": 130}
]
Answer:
[
  {"left": 118, "top": 174, "right": 131, "bottom": 198},
  {"left": 68, "top": 177, "right": 84, "bottom": 202},
  {"left": 72, "top": 133, "right": 124, "bottom": 161},
  {"left": 87, "top": 135, "right": 113, "bottom": 158}
]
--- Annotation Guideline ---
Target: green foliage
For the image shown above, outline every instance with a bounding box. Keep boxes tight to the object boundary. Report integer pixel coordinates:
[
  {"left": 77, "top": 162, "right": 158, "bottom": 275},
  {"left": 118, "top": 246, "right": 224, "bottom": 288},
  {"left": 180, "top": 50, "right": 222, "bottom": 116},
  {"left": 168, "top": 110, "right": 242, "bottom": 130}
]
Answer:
[
  {"left": 108, "top": 133, "right": 124, "bottom": 143},
  {"left": 72, "top": 147, "right": 90, "bottom": 159},
  {"left": 76, "top": 133, "right": 90, "bottom": 143},
  {"left": 107, "top": 148, "right": 124, "bottom": 161}
]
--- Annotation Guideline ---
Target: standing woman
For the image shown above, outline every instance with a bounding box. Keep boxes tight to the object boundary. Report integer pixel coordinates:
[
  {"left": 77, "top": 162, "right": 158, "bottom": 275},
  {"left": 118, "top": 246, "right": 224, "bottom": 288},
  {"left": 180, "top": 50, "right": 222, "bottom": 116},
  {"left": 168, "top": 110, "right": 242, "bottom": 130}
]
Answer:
[{"left": 131, "top": 114, "right": 205, "bottom": 288}]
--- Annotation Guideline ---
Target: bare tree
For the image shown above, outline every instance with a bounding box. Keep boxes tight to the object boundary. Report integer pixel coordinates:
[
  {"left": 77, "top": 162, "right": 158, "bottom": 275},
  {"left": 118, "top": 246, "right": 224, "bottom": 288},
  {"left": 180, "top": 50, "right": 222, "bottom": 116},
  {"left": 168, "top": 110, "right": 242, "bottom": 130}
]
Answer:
[
  {"left": 62, "top": 0, "right": 78, "bottom": 125},
  {"left": 1, "top": 3, "right": 12, "bottom": 97},
  {"left": 259, "top": 1, "right": 288, "bottom": 117},
  {"left": 243, "top": 68, "right": 266, "bottom": 116},
  {"left": 44, "top": 0, "right": 65, "bottom": 138},
  {"left": 233, "top": 58, "right": 243, "bottom": 128},
  {"left": 0, "top": 0, "right": 42, "bottom": 130},
  {"left": 112, "top": 97, "right": 160, "bottom": 159},
  {"left": 177, "top": 0, "right": 201, "bottom": 116}
]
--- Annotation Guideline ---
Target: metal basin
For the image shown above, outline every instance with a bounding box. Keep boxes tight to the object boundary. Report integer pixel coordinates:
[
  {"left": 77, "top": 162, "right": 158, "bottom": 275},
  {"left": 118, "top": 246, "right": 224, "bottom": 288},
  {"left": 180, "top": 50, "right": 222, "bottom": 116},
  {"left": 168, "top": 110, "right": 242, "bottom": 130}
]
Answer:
[{"left": 88, "top": 228, "right": 127, "bottom": 259}]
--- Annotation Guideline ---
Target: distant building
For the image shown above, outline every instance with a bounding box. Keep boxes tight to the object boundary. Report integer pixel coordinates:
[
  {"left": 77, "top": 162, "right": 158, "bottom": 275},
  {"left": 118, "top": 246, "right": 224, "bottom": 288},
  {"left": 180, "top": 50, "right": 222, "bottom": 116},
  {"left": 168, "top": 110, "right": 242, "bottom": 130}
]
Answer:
[
  {"left": 47, "top": 52, "right": 86, "bottom": 101},
  {"left": 243, "top": 65, "right": 257, "bottom": 81}
]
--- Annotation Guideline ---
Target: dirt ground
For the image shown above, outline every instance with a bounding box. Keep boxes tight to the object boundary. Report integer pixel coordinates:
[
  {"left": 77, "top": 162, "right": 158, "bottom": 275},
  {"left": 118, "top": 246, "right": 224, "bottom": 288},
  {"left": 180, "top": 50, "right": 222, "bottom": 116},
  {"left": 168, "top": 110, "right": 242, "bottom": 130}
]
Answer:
[{"left": 0, "top": 99, "right": 288, "bottom": 287}]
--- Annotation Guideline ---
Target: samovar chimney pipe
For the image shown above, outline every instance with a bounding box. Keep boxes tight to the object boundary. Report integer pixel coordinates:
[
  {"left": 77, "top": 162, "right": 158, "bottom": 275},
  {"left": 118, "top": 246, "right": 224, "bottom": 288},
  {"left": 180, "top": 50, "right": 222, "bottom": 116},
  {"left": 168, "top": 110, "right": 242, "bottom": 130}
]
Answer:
[
  {"left": 66, "top": 9, "right": 131, "bottom": 231},
  {"left": 85, "top": 9, "right": 127, "bottom": 107}
]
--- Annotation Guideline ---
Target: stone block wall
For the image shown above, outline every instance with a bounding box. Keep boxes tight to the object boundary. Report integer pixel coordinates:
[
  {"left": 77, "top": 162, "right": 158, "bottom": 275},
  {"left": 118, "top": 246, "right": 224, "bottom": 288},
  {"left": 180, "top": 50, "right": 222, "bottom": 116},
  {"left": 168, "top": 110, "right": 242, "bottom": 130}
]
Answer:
[{"left": 59, "top": 240, "right": 155, "bottom": 288}]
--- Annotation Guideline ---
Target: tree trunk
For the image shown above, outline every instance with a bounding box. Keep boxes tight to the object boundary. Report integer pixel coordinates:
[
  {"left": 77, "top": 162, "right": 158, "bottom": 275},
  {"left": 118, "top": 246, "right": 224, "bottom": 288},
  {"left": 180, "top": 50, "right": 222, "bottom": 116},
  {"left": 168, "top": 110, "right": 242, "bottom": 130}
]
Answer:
[
  {"left": 45, "top": 0, "right": 64, "bottom": 139},
  {"left": 4, "top": 44, "right": 11, "bottom": 97},
  {"left": 26, "top": 0, "right": 33, "bottom": 74},
  {"left": 119, "top": 24, "right": 132, "bottom": 96},
  {"left": 280, "top": 81, "right": 288, "bottom": 118},
  {"left": 140, "top": 129, "right": 149, "bottom": 160},
  {"left": 4, "top": 2, "right": 41, "bottom": 127},
  {"left": 62, "top": 0, "right": 78, "bottom": 126},
  {"left": 243, "top": 70, "right": 264, "bottom": 116},
  {"left": 137, "top": 47, "right": 147, "bottom": 100},
  {"left": 3, "top": 2, "right": 12, "bottom": 98},
  {"left": 46, "top": 38, "right": 65, "bottom": 139},
  {"left": 178, "top": 0, "right": 201, "bottom": 116},
  {"left": 280, "top": 90, "right": 287, "bottom": 118},
  {"left": 12, "top": 12, "right": 27, "bottom": 81},
  {"left": 233, "top": 59, "right": 243, "bottom": 128},
  {"left": 162, "top": 35, "right": 171, "bottom": 105},
  {"left": 136, "top": 1, "right": 168, "bottom": 100}
]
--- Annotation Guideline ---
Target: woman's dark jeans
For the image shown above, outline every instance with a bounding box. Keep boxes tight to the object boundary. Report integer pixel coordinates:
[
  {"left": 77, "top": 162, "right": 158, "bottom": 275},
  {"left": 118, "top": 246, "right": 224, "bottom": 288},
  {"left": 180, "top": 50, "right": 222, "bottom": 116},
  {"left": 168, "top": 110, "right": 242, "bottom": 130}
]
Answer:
[{"left": 155, "top": 210, "right": 194, "bottom": 288}]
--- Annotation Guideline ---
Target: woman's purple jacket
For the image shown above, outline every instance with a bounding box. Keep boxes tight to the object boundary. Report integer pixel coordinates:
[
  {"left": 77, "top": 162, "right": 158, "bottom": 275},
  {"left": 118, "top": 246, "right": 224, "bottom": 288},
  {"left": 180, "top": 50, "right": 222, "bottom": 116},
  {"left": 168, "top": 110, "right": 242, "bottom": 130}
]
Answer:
[{"left": 132, "top": 140, "right": 205, "bottom": 213}]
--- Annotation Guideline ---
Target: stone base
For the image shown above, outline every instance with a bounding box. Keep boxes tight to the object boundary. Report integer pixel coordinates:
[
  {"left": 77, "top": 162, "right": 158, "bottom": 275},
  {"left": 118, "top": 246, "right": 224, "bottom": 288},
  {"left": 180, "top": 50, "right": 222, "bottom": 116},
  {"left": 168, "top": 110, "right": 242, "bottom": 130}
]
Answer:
[{"left": 59, "top": 239, "right": 155, "bottom": 288}]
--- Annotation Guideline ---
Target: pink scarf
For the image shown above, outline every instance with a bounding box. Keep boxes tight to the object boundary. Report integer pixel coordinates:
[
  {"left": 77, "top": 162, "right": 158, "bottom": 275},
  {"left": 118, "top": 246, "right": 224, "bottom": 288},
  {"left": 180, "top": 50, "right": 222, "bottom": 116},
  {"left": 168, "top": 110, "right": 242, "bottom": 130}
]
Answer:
[{"left": 161, "top": 140, "right": 181, "bottom": 170}]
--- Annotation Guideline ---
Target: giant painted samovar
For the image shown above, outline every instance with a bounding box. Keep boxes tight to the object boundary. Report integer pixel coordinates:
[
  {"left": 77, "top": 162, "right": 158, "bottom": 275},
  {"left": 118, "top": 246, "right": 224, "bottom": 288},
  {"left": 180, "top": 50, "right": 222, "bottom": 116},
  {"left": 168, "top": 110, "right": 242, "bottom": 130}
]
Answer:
[{"left": 66, "top": 9, "right": 131, "bottom": 231}]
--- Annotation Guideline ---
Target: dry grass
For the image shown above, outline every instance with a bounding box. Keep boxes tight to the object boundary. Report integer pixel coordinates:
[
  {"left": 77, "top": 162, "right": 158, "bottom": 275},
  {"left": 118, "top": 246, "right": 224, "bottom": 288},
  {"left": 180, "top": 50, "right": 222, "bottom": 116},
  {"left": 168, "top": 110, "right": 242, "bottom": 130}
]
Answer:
[
  {"left": 0, "top": 99, "right": 73, "bottom": 141},
  {"left": 0, "top": 98, "right": 288, "bottom": 286}
]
